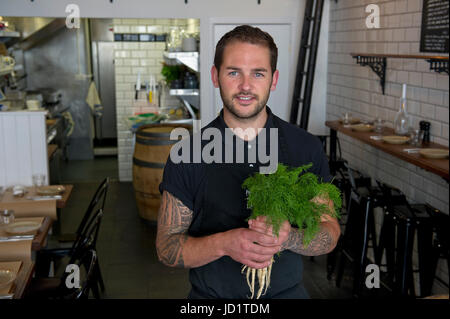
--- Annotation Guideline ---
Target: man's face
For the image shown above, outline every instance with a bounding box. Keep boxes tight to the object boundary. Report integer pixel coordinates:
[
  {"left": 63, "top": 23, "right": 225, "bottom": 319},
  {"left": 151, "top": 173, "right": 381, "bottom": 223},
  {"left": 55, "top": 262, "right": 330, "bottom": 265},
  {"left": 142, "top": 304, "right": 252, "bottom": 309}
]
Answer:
[{"left": 211, "top": 41, "right": 279, "bottom": 120}]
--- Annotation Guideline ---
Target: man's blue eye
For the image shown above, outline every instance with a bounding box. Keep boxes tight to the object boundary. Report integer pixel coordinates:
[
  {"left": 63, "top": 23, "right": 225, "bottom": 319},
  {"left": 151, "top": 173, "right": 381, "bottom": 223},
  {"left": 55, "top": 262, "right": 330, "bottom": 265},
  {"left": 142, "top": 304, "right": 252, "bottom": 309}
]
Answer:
[
  {"left": 229, "top": 71, "right": 238, "bottom": 76},
  {"left": 255, "top": 73, "right": 264, "bottom": 78}
]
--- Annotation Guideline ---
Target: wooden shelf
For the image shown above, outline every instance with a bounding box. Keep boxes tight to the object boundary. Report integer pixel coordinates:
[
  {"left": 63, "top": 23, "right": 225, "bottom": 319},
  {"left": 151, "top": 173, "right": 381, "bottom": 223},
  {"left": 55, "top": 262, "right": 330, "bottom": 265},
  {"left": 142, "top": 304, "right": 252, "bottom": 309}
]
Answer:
[
  {"left": 350, "top": 53, "right": 449, "bottom": 94},
  {"left": 350, "top": 53, "right": 449, "bottom": 61}
]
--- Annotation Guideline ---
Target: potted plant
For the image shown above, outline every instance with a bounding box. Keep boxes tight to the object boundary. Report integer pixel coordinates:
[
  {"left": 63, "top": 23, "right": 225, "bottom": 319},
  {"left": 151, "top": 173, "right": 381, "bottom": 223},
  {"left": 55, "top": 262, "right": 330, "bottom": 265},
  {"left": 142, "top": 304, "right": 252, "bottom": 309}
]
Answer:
[{"left": 161, "top": 63, "right": 183, "bottom": 88}]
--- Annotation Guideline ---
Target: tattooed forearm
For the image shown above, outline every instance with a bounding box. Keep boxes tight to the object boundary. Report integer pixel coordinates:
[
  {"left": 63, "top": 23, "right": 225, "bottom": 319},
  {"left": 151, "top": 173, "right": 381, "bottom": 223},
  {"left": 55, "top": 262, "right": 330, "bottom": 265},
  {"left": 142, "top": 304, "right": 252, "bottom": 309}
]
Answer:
[
  {"left": 281, "top": 224, "right": 337, "bottom": 256},
  {"left": 156, "top": 191, "right": 193, "bottom": 268}
]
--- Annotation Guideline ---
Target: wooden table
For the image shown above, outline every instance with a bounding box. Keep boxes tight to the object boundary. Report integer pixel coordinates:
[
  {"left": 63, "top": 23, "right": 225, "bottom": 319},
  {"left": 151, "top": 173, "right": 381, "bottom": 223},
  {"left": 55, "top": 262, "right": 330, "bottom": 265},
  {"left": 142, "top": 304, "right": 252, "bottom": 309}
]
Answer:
[
  {"left": 0, "top": 217, "right": 52, "bottom": 252},
  {"left": 32, "top": 216, "right": 53, "bottom": 251},
  {"left": 0, "top": 184, "right": 74, "bottom": 210},
  {"left": 0, "top": 260, "right": 34, "bottom": 299},
  {"left": 13, "top": 261, "right": 35, "bottom": 299},
  {"left": 47, "top": 144, "right": 58, "bottom": 161},
  {"left": 326, "top": 120, "right": 449, "bottom": 181},
  {"left": 0, "top": 216, "right": 53, "bottom": 299},
  {"left": 57, "top": 184, "right": 73, "bottom": 209}
]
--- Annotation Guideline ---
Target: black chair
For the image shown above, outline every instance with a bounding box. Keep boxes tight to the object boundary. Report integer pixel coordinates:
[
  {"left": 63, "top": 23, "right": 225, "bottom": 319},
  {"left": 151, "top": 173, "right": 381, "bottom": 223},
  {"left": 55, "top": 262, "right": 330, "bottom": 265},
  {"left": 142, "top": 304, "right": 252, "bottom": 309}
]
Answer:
[
  {"left": 26, "top": 249, "right": 98, "bottom": 299},
  {"left": 36, "top": 208, "right": 104, "bottom": 298},
  {"left": 58, "top": 177, "right": 110, "bottom": 243},
  {"left": 45, "top": 178, "right": 109, "bottom": 291}
]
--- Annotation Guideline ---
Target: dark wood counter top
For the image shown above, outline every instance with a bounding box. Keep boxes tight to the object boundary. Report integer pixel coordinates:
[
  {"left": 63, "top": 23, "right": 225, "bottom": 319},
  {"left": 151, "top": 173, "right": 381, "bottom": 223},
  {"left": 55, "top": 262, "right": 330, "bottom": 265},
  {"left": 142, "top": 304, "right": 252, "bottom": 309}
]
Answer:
[{"left": 326, "top": 120, "right": 449, "bottom": 181}]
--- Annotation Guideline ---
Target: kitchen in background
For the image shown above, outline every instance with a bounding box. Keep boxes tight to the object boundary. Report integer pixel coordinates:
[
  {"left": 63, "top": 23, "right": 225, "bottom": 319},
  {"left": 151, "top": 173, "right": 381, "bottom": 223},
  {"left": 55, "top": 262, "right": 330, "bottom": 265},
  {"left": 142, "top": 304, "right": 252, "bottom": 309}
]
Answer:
[
  {"left": 0, "top": 16, "right": 97, "bottom": 162},
  {"left": 0, "top": 16, "right": 200, "bottom": 176},
  {"left": 112, "top": 18, "right": 200, "bottom": 181}
]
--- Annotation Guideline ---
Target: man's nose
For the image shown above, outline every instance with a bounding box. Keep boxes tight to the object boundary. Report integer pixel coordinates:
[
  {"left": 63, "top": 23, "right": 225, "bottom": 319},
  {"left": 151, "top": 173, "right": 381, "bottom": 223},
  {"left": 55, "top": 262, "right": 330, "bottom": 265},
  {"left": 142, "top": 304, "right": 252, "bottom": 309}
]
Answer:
[{"left": 239, "top": 74, "right": 252, "bottom": 91}]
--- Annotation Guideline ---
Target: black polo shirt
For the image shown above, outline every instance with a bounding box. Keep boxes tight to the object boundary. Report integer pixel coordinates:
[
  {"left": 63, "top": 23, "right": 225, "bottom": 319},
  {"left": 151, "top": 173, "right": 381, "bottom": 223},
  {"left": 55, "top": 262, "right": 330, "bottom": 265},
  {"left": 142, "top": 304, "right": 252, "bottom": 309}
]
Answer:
[
  {"left": 159, "top": 106, "right": 330, "bottom": 298},
  {"left": 160, "top": 107, "right": 331, "bottom": 210}
]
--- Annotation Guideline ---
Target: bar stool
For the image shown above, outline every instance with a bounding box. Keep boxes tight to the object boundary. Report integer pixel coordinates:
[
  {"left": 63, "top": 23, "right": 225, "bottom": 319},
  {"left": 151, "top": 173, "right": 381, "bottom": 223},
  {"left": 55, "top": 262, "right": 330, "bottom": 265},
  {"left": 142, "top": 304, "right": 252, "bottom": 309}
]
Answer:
[
  {"left": 411, "top": 204, "right": 449, "bottom": 297},
  {"left": 374, "top": 181, "right": 409, "bottom": 283},
  {"left": 325, "top": 159, "right": 351, "bottom": 279},
  {"left": 390, "top": 204, "right": 416, "bottom": 296},
  {"left": 335, "top": 168, "right": 376, "bottom": 296},
  {"left": 427, "top": 206, "right": 450, "bottom": 296},
  {"left": 335, "top": 173, "right": 408, "bottom": 296},
  {"left": 326, "top": 161, "right": 368, "bottom": 280},
  {"left": 377, "top": 202, "right": 447, "bottom": 297}
]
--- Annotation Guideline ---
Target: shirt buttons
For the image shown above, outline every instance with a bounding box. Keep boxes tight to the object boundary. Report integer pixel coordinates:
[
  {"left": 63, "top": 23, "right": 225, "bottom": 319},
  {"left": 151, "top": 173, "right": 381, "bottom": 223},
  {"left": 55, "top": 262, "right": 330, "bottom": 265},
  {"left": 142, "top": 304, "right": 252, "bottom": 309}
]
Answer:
[{"left": 248, "top": 144, "right": 252, "bottom": 149}]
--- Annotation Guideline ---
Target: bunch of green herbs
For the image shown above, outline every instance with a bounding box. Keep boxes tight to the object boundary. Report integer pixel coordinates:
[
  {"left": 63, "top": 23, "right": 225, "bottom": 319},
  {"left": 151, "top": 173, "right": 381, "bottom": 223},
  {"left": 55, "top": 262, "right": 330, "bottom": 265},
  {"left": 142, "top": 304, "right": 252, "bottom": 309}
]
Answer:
[{"left": 242, "top": 163, "right": 341, "bottom": 245}]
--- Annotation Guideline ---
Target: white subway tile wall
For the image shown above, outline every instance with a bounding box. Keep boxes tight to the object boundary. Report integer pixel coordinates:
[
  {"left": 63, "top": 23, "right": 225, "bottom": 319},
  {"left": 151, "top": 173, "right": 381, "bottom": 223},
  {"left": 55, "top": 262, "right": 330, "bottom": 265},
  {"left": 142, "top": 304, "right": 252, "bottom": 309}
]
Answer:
[
  {"left": 328, "top": 0, "right": 449, "bottom": 295},
  {"left": 113, "top": 19, "right": 199, "bottom": 181}
]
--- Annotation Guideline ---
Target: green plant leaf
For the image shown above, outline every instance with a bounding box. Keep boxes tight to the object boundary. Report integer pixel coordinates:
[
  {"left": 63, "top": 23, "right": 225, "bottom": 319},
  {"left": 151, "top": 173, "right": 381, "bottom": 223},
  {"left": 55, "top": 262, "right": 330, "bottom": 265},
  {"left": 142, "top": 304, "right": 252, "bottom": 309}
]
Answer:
[{"left": 242, "top": 163, "right": 342, "bottom": 245}]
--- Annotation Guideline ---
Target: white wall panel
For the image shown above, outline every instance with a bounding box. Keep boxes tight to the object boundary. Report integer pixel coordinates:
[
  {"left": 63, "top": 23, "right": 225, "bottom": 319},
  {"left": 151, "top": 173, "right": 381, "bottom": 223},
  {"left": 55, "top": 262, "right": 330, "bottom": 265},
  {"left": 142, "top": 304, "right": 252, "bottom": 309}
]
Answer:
[{"left": 0, "top": 112, "right": 48, "bottom": 187}]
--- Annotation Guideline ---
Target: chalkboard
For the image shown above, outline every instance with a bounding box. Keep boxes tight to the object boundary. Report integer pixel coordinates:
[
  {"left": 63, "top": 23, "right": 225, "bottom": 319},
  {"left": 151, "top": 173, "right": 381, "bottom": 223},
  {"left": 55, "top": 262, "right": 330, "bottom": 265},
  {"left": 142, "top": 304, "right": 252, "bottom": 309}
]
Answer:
[{"left": 420, "top": 0, "right": 449, "bottom": 53}]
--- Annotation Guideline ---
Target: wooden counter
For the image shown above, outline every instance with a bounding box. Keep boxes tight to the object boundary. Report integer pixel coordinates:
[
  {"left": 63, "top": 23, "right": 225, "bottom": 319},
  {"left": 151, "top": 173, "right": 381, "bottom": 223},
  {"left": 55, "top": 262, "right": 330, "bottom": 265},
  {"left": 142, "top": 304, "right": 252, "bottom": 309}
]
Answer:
[
  {"left": 326, "top": 120, "right": 449, "bottom": 181},
  {"left": 47, "top": 144, "right": 58, "bottom": 161}
]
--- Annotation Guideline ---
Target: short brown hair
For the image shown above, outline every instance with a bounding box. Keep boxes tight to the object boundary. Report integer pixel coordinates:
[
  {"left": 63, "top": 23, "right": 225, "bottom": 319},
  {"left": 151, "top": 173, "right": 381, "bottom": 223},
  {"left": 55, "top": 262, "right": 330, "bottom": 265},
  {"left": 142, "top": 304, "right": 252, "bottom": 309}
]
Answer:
[{"left": 214, "top": 25, "right": 278, "bottom": 74}]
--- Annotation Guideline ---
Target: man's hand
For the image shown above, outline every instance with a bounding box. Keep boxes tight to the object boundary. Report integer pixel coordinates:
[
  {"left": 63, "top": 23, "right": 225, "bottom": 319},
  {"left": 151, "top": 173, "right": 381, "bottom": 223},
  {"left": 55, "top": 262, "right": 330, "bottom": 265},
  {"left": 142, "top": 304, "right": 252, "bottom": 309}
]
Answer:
[
  {"left": 222, "top": 224, "right": 281, "bottom": 269},
  {"left": 248, "top": 215, "right": 291, "bottom": 248},
  {"left": 278, "top": 195, "right": 341, "bottom": 256},
  {"left": 247, "top": 195, "right": 341, "bottom": 258},
  {"left": 229, "top": 215, "right": 291, "bottom": 268}
]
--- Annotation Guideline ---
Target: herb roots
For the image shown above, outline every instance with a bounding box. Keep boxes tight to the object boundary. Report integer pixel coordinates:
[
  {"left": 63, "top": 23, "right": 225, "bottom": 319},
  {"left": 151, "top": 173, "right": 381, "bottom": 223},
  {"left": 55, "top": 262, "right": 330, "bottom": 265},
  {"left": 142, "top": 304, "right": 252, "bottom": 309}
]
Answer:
[{"left": 241, "top": 257, "right": 274, "bottom": 299}]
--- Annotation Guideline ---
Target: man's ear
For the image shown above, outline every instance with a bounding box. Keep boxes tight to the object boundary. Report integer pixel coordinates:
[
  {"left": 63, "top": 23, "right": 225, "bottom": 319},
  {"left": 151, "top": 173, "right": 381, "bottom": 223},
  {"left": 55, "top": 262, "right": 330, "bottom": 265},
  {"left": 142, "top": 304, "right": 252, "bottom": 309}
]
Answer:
[
  {"left": 270, "top": 69, "right": 279, "bottom": 91},
  {"left": 211, "top": 65, "right": 219, "bottom": 88}
]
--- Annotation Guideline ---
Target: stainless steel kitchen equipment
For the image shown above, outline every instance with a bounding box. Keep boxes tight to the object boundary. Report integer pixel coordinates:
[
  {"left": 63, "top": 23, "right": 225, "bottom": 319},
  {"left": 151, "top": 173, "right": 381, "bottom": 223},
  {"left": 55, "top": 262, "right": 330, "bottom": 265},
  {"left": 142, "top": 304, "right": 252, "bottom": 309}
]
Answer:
[
  {"left": 40, "top": 88, "right": 62, "bottom": 104},
  {"left": 90, "top": 19, "right": 117, "bottom": 147}
]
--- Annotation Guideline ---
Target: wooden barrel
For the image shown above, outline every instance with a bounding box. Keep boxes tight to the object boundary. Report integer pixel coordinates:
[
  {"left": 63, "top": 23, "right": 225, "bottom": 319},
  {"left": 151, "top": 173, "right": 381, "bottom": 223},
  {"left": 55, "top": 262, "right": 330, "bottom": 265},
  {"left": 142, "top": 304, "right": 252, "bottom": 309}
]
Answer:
[{"left": 132, "top": 123, "right": 192, "bottom": 221}]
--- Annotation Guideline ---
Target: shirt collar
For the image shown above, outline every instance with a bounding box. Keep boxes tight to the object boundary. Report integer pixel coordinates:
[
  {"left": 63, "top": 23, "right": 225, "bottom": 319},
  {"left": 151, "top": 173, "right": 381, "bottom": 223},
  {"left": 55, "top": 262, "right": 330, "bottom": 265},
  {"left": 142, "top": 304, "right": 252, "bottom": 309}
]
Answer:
[
  {"left": 218, "top": 105, "right": 274, "bottom": 133},
  {"left": 218, "top": 105, "right": 274, "bottom": 146}
]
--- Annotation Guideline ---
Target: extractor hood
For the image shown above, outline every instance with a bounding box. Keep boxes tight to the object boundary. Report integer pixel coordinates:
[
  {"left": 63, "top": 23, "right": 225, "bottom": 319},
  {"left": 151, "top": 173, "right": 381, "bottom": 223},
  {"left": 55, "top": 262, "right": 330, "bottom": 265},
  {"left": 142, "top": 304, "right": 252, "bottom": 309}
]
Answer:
[{"left": 1, "top": 17, "right": 66, "bottom": 50}]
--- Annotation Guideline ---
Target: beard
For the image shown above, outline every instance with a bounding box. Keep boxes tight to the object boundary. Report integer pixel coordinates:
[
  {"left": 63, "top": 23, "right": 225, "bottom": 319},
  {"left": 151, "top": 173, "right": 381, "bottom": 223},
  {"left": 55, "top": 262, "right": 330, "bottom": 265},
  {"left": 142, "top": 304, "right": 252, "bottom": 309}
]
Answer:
[{"left": 218, "top": 83, "right": 271, "bottom": 120}]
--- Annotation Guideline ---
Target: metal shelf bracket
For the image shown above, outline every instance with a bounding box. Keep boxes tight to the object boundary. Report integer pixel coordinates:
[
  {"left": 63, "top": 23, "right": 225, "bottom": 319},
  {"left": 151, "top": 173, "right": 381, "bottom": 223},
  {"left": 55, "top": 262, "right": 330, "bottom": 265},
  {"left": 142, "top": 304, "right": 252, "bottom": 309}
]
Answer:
[
  {"left": 427, "top": 59, "right": 449, "bottom": 75},
  {"left": 352, "top": 55, "right": 387, "bottom": 94}
]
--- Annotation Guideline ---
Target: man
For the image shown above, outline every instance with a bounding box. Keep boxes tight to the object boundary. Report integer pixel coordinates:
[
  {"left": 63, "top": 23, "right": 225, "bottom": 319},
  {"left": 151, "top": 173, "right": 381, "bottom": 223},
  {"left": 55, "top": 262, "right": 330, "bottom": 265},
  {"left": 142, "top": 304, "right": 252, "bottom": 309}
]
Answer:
[{"left": 156, "top": 25, "right": 340, "bottom": 298}]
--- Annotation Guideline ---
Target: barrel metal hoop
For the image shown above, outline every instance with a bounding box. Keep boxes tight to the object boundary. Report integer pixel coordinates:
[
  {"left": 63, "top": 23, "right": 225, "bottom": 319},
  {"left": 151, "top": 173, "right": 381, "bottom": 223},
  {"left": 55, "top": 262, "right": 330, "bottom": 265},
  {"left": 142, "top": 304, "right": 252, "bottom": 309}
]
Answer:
[
  {"left": 135, "top": 191, "right": 160, "bottom": 199},
  {"left": 135, "top": 137, "right": 179, "bottom": 145},
  {"left": 137, "top": 128, "right": 192, "bottom": 138},
  {"left": 137, "top": 131, "right": 173, "bottom": 138},
  {"left": 133, "top": 157, "right": 165, "bottom": 169}
]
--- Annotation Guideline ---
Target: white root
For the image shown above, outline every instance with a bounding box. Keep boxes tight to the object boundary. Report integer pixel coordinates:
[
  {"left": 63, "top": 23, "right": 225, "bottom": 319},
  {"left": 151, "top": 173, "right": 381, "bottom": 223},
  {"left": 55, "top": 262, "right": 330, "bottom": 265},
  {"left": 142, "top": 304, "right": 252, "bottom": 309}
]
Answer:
[
  {"left": 250, "top": 268, "right": 256, "bottom": 299},
  {"left": 256, "top": 267, "right": 266, "bottom": 299},
  {"left": 243, "top": 265, "right": 251, "bottom": 293},
  {"left": 256, "top": 268, "right": 262, "bottom": 298},
  {"left": 241, "top": 264, "right": 247, "bottom": 274},
  {"left": 264, "top": 257, "right": 273, "bottom": 295},
  {"left": 242, "top": 257, "right": 275, "bottom": 299},
  {"left": 246, "top": 268, "right": 251, "bottom": 294}
]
